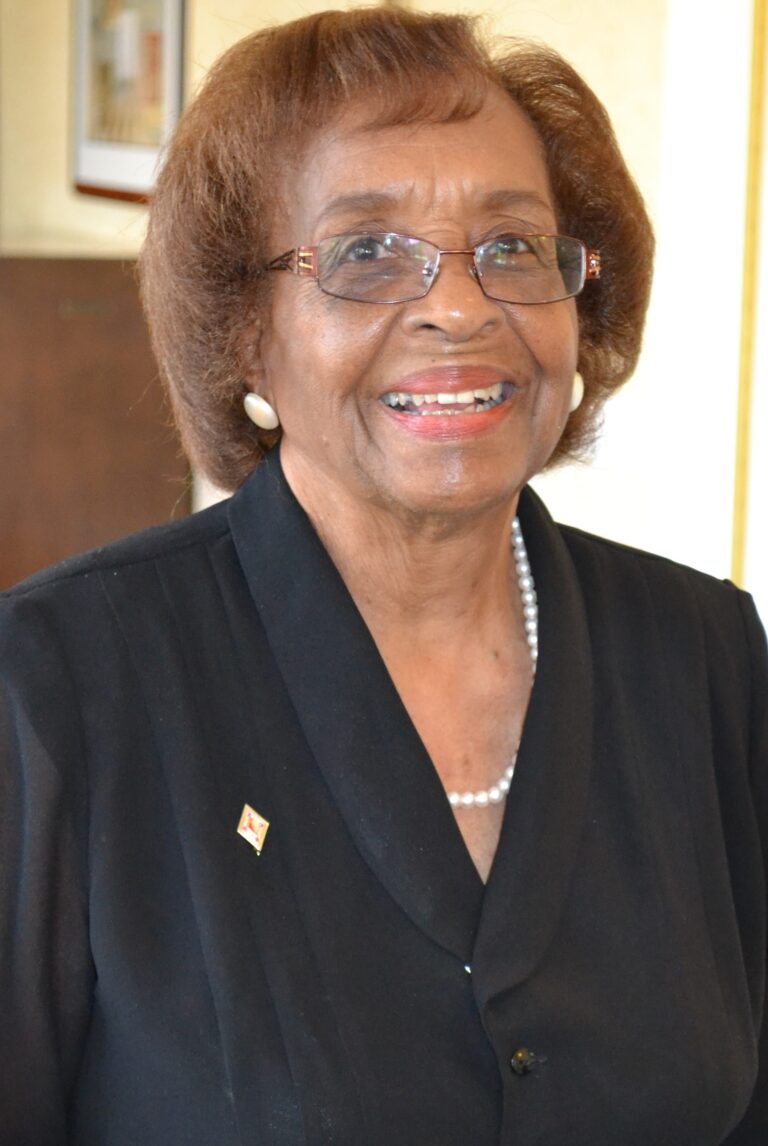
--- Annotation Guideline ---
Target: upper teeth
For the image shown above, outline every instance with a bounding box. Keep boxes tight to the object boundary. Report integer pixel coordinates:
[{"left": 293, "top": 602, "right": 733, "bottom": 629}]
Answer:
[{"left": 382, "top": 382, "right": 504, "bottom": 408}]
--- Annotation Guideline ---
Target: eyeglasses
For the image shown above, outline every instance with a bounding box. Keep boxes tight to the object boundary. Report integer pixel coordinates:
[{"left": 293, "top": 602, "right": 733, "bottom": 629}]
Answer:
[{"left": 266, "top": 231, "right": 601, "bottom": 306}]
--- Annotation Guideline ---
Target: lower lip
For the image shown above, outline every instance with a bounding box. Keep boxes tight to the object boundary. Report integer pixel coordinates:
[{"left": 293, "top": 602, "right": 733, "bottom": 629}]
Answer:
[{"left": 380, "top": 392, "right": 515, "bottom": 439}]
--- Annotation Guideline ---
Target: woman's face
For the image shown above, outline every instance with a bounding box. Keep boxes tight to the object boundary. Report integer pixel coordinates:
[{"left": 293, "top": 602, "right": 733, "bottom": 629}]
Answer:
[{"left": 254, "top": 87, "right": 579, "bottom": 523}]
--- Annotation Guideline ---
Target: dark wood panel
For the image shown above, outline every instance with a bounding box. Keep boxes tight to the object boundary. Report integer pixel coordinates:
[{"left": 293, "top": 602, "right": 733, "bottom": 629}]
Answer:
[{"left": 0, "top": 257, "right": 190, "bottom": 588}]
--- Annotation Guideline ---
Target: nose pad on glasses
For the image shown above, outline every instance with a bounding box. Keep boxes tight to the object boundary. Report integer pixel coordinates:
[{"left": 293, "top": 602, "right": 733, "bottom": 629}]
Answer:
[
  {"left": 428, "top": 253, "right": 483, "bottom": 294},
  {"left": 406, "top": 257, "right": 501, "bottom": 335},
  {"left": 433, "top": 256, "right": 488, "bottom": 305}
]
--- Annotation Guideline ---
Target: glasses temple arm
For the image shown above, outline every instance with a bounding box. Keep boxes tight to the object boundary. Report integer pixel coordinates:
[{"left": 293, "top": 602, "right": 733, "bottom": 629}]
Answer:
[{"left": 266, "top": 247, "right": 318, "bottom": 275}]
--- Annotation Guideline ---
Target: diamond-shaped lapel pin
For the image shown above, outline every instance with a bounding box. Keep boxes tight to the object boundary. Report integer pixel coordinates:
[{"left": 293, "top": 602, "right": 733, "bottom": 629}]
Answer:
[{"left": 237, "top": 804, "right": 270, "bottom": 855}]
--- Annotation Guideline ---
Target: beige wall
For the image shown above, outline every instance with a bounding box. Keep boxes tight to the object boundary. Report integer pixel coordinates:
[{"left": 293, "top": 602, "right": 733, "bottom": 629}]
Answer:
[
  {"left": 0, "top": 1, "right": 146, "bottom": 254},
  {"left": 424, "top": 0, "right": 667, "bottom": 220},
  {"left": 0, "top": 0, "right": 667, "bottom": 255}
]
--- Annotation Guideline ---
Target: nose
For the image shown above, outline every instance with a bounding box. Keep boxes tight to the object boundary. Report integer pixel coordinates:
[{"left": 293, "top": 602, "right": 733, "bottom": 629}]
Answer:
[{"left": 401, "top": 251, "right": 504, "bottom": 342}]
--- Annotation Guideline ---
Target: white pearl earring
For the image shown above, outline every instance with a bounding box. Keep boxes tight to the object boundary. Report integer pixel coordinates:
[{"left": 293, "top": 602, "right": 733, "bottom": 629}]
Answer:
[
  {"left": 243, "top": 392, "right": 280, "bottom": 431},
  {"left": 569, "top": 372, "right": 584, "bottom": 413}
]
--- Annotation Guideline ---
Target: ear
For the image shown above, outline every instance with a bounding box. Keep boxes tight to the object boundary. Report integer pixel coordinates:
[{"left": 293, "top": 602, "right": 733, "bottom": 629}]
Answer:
[
  {"left": 238, "top": 316, "right": 274, "bottom": 406},
  {"left": 242, "top": 367, "right": 272, "bottom": 405}
]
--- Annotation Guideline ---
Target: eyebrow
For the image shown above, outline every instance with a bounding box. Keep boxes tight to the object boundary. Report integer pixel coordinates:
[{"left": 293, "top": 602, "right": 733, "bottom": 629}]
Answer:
[
  {"left": 482, "top": 189, "right": 555, "bottom": 216},
  {"left": 314, "top": 191, "right": 403, "bottom": 227},
  {"left": 314, "top": 188, "right": 556, "bottom": 228}
]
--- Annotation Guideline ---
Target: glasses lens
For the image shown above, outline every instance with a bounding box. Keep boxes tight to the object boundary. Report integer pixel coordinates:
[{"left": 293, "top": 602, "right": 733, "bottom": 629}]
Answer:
[
  {"left": 316, "top": 233, "right": 437, "bottom": 303},
  {"left": 476, "top": 235, "right": 586, "bottom": 304}
]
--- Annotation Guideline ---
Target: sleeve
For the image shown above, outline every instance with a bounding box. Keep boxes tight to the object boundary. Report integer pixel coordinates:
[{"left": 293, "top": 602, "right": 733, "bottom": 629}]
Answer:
[
  {"left": 723, "top": 592, "right": 768, "bottom": 1144},
  {"left": 0, "top": 596, "right": 95, "bottom": 1145}
]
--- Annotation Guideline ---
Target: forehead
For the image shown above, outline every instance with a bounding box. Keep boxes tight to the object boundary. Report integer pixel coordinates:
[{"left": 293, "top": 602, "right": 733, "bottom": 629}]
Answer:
[{"left": 276, "top": 88, "right": 556, "bottom": 240}]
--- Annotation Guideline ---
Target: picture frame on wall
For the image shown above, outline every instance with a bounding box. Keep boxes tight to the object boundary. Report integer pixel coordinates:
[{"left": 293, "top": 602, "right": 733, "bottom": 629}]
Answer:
[{"left": 73, "top": 0, "right": 184, "bottom": 202}]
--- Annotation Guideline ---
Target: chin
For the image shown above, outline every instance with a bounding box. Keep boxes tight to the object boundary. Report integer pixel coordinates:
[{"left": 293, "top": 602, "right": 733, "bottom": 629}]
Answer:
[{"left": 372, "top": 462, "right": 526, "bottom": 524}]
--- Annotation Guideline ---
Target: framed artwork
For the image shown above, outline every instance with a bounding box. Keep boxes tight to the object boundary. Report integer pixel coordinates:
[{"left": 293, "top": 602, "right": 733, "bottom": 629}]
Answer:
[{"left": 73, "top": 0, "right": 184, "bottom": 202}]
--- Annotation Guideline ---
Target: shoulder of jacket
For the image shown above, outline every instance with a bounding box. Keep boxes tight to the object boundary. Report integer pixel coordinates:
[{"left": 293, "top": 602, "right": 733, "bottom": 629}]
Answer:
[
  {"left": 1, "top": 500, "right": 232, "bottom": 601},
  {"left": 557, "top": 521, "right": 742, "bottom": 601}
]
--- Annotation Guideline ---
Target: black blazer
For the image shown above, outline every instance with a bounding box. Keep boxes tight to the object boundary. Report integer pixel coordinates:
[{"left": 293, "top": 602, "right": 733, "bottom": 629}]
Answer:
[{"left": 1, "top": 447, "right": 766, "bottom": 1146}]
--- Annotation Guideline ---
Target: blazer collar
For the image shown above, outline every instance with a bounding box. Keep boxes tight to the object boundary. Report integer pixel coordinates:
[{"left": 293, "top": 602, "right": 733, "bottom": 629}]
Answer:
[
  {"left": 472, "top": 485, "right": 595, "bottom": 1003},
  {"left": 228, "top": 448, "right": 594, "bottom": 982},
  {"left": 228, "top": 447, "right": 483, "bottom": 962}
]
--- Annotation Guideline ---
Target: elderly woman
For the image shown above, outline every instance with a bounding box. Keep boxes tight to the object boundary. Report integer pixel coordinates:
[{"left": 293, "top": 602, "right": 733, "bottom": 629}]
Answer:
[{"left": 1, "top": 7, "right": 766, "bottom": 1145}]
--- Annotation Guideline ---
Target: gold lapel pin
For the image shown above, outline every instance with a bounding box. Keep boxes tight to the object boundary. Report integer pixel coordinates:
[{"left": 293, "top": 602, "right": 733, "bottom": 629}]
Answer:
[{"left": 237, "top": 804, "right": 270, "bottom": 855}]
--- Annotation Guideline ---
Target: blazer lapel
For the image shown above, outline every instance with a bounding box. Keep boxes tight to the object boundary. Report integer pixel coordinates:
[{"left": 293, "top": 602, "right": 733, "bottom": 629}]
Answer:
[
  {"left": 472, "top": 486, "right": 595, "bottom": 1004},
  {"left": 228, "top": 448, "right": 483, "bottom": 964}
]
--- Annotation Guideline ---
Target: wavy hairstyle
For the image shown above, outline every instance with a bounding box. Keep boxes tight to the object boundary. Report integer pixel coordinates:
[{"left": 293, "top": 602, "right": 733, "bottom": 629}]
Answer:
[{"left": 139, "top": 6, "right": 654, "bottom": 491}]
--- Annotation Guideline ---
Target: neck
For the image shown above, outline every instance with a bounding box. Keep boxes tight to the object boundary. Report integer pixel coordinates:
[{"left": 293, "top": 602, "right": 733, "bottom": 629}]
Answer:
[{"left": 282, "top": 453, "right": 523, "bottom": 648}]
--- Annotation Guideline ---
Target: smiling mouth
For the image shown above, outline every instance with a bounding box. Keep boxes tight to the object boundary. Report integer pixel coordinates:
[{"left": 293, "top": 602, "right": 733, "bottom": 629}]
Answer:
[{"left": 380, "top": 381, "right": 513, "bottom": 415}]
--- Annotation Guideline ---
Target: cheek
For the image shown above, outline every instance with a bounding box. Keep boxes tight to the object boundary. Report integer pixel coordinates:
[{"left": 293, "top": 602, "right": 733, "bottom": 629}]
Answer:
[
  {"left": 310, "top": 288, "right": 396, "bottom": 349},
  {"left": 292, "top": 302, "right": 392, "bottom": 382},
  {"left": 514, "top": 303, "right": 579, "bottom": 382},
  {"left": 264, "top": 290, "right": 394, "bottom": 415},
  {"left": 259, "top": 291, "right": 326, "bottom": 407}
]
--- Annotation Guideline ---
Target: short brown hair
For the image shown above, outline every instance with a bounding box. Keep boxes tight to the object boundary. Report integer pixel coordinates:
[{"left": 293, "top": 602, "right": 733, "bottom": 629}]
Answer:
[{"left": 139, "top": 6, "right": 654, "bottom": 491}]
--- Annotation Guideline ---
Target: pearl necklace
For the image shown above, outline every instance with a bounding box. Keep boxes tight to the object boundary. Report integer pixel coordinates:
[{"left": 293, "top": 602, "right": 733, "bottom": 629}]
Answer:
[{"left": 447, "top": 516, "right": 537, "bottom": 809}]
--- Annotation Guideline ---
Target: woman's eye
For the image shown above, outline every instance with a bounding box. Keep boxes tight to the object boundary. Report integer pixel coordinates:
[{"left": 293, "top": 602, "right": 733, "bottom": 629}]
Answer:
[
  {"left": 493, "top": 234, "right": 536, "bottom": 256},
  {"left": 339, "top": 235, "right": 390, "bottom": 263}
]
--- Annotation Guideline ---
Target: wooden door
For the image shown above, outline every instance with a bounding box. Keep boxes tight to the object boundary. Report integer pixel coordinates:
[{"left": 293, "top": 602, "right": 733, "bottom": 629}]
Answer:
[{"left": 0, "top": 257, "right": 190, "bottom": 588}]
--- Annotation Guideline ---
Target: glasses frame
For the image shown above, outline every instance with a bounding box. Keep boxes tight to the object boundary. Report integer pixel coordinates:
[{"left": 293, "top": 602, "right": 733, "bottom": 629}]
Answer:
[{"left": 266, "top": 232, "right": 601, "bottom": 305}]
